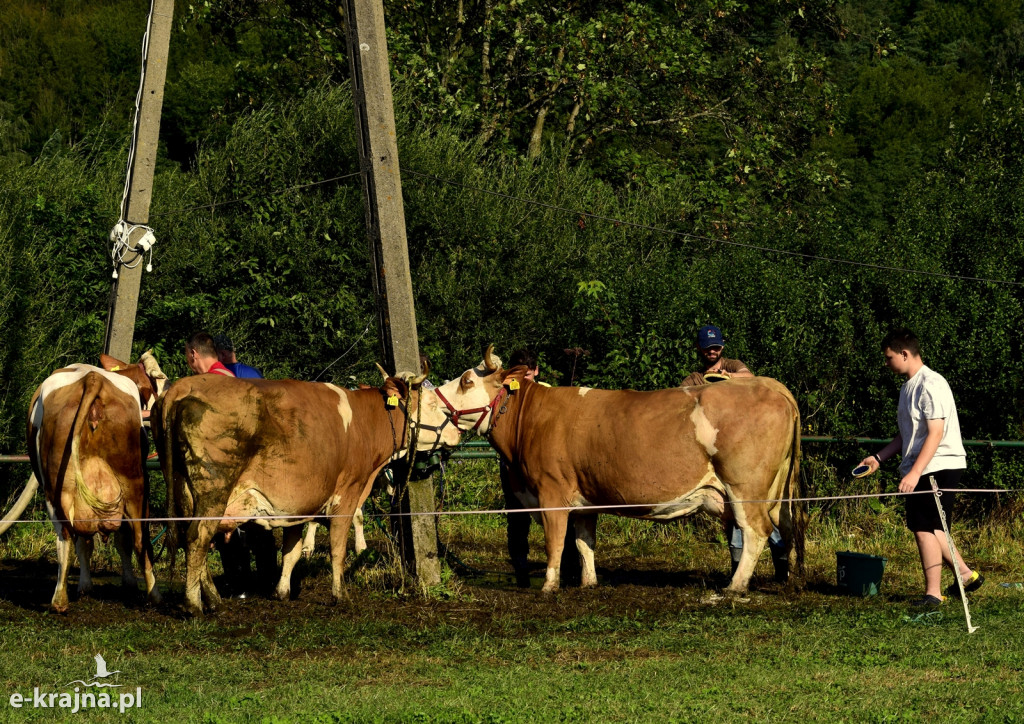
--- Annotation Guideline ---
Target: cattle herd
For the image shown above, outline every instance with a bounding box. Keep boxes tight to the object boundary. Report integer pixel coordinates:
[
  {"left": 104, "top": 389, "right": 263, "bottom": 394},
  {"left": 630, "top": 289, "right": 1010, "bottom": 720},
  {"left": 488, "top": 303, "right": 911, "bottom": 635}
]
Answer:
[{"left": 2, "top": 346, "right": 805, "bottom": 615}]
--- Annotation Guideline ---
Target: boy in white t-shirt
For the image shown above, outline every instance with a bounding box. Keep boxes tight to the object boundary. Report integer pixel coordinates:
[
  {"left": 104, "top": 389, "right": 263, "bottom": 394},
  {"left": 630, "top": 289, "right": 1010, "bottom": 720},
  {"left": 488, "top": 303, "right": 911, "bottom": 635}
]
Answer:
[{"left": 857, "top": 328, "right": 984, "bottom": 607}]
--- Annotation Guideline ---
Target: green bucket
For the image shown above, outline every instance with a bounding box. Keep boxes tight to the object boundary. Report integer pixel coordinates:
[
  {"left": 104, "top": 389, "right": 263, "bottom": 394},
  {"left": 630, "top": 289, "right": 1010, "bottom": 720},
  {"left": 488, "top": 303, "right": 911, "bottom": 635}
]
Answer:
[{"left": 836, "top": 551, "right": 887, "bottom": 596}]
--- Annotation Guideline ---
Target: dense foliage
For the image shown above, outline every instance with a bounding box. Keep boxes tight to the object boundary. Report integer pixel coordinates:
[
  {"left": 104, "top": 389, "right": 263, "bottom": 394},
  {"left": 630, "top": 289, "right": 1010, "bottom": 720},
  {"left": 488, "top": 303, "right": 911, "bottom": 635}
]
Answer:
[{"left": 2, "top": 1, "right": 1024, "bottom": 500}]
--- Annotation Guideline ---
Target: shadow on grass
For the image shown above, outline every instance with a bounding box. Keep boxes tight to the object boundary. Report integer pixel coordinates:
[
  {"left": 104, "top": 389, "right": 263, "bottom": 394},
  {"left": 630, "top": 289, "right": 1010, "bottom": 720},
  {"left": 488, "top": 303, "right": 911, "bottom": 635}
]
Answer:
[{"left": 0, "top": 556, "right": 183, "bottom": 618}]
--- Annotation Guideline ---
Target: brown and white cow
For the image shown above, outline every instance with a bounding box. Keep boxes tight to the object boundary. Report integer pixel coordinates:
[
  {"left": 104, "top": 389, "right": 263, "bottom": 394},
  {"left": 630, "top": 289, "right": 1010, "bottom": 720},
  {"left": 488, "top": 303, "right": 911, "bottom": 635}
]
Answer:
[
  {"left": 434, "top": 348, "right": 805, "bottom": 594},
  {"left": 24, "top": 352, "right": 167, "bottom": 611},
  {"left": 152, "top": 372, "right": 462, "bottom": 616},
  {"left": 98, "top": 351, "right": 168, "bottom": 411}
]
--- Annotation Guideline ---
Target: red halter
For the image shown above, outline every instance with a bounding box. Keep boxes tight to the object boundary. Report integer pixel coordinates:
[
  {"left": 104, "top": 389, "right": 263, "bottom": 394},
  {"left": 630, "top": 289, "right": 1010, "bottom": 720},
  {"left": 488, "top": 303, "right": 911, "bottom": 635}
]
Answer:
[{"left": 434, "top": 386, "right": 508, "bottom": 434}]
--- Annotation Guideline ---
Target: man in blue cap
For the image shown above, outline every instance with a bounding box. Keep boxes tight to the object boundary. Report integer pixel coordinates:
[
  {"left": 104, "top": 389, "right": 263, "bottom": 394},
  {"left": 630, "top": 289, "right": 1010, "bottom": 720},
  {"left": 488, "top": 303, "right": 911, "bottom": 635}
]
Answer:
[
  {"left": 680, "top": 324, "right": 752, "bottom": 387},
  {"left": 681, "top": 325, "right": 787, "bottom": 582}
]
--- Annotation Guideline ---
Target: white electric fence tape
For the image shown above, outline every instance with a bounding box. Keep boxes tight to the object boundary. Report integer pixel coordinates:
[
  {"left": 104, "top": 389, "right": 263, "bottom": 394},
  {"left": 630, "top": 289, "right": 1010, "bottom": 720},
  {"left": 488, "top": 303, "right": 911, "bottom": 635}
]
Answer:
[
  {"left": 5, "top": 486, "right": 1020, "bottom": 526},
  {"left": 928, "top": 476, "right": 979, "bottom": 634}
]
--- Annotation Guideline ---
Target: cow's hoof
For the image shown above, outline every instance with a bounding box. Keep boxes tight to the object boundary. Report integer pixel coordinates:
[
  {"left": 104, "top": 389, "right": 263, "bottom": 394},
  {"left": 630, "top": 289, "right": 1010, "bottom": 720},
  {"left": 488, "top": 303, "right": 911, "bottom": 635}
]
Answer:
[
  {"left": 274, "top": 588, "right": 290, "bottom": 601},
  {"left": 783, "top": 576, "right": 805, "bottom": 593},
  {"left": 540, "top": 584, "right": 559, "bottom": 594},
  {"left": 121, "top": 576, "right": 139, "bottom": 589},
  {"left": 722, "top": 588, "right": 751, "bottom": 603}
]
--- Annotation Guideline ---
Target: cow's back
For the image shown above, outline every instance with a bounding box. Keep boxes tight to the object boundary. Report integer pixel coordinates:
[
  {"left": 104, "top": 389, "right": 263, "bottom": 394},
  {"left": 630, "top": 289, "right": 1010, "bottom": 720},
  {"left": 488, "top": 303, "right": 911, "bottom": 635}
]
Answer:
[
  {"left": 510, "top": 379, "right": 797, "bottom": 506},
  {"left": 155, "top": 376, "right": 396, "bottom": 514}
]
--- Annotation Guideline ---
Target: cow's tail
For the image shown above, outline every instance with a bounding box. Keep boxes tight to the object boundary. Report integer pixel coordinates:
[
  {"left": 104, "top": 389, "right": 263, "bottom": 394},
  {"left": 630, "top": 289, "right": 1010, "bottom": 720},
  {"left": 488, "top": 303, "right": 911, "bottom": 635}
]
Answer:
[
  {"left": 786, "top": 400, "right": 806, "bottom": 583},
  {"left": 6, "top": 388, "right": 45, "bottom": 536},
  {"left": 68, "top": 372, "right": 124, "bottom": 524}
]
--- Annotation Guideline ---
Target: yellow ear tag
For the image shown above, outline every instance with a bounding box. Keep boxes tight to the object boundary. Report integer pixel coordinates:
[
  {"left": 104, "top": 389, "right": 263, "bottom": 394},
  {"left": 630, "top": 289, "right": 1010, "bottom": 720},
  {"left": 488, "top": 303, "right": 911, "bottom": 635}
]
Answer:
[
  {"left": 386, "top": 394, "right": 399, "bottom": 409},
  {"left": 111, "top": 366, "right": 121, "bottom": 371},
  {"left": 506, "top": 379, "right": 520, "bottom": 393}
]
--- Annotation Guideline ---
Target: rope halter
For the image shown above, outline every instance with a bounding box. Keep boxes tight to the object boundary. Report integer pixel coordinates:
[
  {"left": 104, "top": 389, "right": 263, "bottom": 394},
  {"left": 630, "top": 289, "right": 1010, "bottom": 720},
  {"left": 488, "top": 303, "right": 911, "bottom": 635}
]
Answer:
[
  {"left": 433, "top": 386, "right": 508, "bottom": 435},
  {"left": 397, "top": 390, "right": 457, "bottom": 453}
]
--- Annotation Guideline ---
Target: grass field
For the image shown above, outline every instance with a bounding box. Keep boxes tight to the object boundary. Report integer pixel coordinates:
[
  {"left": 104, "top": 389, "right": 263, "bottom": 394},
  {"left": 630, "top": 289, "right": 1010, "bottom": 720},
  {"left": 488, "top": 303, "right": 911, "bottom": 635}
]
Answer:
[{"left": 1, "top": 461, "right": 1022, "bottom": 723}]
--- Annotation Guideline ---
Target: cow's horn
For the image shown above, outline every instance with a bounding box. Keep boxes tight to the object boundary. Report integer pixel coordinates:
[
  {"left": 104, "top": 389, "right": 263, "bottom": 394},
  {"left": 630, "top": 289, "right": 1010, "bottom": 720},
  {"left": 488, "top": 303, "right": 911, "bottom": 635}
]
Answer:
[
  {"left": 0, "top": 473, "right": 39, "bottom": 536},
  {"left": 375, "top": 362, "right": 389, "bottom": 381},
  {"left": 410, "top": 357, "right": 429, "bottom": 386},
  {"left": 483, "top": 344, "right": 498, "bottom": 372},
  {"left": 139, "top": 349, "right": 167, "bottom": 378}
]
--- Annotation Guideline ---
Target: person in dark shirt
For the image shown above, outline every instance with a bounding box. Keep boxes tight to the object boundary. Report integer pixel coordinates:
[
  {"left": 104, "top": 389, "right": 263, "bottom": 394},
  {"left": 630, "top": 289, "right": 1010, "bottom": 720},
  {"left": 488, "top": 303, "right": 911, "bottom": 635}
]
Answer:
[
  {"left": 680, "top": 324, "right": 753, "bottom": 387},
  {"left": 680, "top": 325, "right": 787, "bottom": 582},
  {"left": 500, "top": 348, "right": 580, "bottom": 587}
]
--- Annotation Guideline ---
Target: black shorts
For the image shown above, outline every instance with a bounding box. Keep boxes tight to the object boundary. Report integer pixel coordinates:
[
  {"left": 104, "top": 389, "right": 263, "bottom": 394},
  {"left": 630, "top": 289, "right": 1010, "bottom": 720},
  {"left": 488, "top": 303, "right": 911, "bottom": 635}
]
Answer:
[{"left": 905, "top": 468, "right": 965, "bottom": 532}]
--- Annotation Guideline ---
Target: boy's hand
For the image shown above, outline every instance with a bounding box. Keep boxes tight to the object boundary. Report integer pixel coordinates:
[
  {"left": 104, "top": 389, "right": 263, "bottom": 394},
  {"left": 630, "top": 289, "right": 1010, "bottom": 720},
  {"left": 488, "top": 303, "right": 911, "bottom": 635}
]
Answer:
[
  {"left": 899, "top": 470, "right": 921, "bottom": 493},
  {"left": 856, "top": 456, "right": 880, "bottom": 475}
]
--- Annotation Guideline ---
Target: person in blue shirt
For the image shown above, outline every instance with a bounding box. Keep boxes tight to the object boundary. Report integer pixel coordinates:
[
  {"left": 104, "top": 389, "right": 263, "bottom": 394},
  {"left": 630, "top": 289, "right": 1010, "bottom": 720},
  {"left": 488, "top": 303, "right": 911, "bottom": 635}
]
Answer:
[
  {"left": 214, "top": 334, "right": 263, "bottom": 379},
  {"left": 211, "top": 334, "right": 272, "bottom": 596}
]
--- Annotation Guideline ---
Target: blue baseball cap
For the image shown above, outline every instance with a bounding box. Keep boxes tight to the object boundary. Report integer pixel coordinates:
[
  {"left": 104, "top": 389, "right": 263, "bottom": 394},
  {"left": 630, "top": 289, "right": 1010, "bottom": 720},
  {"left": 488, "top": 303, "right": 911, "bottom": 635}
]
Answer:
[{"left": 697, "top": 325, "right": 724, "bottom": 350}]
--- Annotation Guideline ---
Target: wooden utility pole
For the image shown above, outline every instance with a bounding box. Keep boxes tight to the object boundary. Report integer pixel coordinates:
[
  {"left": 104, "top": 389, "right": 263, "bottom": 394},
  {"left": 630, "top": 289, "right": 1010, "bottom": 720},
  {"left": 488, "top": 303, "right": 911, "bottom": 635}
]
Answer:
[
  {"left": 343, "top": 0, "right": 441, "bottom": 588},
  {"left": 103, "top": 0, "right": 175, "bottom": 361}
]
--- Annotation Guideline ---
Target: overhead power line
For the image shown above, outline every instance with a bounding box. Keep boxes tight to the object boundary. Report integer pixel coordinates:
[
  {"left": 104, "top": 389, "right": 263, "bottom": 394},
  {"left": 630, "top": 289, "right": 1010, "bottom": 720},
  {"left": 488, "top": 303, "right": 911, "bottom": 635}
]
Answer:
[
  {"left": 402, "top": 169, "right": 1024, "bottom": 288},
  {"left": 145, "top": 164, "right": 1021, "bottom": 288},
  {"left": 148, "top": 172, "right": 363, "bottom": 218}
]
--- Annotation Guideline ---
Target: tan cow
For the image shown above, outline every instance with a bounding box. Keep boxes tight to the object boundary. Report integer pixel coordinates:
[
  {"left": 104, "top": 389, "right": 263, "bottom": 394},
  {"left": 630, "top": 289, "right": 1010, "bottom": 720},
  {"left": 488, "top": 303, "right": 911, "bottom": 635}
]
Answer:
[
  {"left": 23, "top": 353, "right": 167, "bottom": 611},
  {"left": 152, "top": 372, "right": 461, "bottom": 616},
  {"left": 434, "top": 348, "right": 805, "bottom": 594}
]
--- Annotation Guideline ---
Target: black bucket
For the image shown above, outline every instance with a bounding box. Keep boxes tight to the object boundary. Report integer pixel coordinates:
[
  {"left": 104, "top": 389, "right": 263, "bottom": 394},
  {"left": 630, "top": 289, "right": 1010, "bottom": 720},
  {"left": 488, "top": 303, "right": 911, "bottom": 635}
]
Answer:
[{"left": 837, "top": 551, "right": 887, "bottom": 596}]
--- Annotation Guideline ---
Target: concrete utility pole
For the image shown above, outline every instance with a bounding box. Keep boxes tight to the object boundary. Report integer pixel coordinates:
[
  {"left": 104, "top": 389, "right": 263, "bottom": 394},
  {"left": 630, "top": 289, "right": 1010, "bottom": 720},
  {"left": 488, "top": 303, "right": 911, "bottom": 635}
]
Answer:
[
  {"left": 343, "top": 0, "right": 441, "bottom": 588},
  {"left": 103, "top": 0, "right": 175, "bottom": 362}
]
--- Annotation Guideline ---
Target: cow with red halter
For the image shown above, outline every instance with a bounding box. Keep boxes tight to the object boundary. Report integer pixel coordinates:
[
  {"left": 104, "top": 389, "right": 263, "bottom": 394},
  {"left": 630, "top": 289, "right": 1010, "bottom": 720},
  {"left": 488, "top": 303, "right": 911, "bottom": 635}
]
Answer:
[
  {"left": 151, "top": 366, "right": 462, "bottom": 616},
  {"left": 11, "top": 351, "right": 168, "bottom": 612},
  {"left": 434, "top": 347, "right": 805, "bottom": 594}
]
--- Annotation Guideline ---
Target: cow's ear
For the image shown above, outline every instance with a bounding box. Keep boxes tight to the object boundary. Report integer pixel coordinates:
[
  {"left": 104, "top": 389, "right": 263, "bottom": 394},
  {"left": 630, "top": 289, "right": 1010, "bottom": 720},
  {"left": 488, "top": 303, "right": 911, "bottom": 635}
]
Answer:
[
  {"left": 383, "top": 377, "right": 410, "bottom": 401},
  {"left": 501, "top": 366, "right": 527, "bottom": 384},
  {"left": 135, "top": 366, "right": 155, "bottom": 405},
  {"left": 99, "top": 353, "right": 129, "bottom": 372}
]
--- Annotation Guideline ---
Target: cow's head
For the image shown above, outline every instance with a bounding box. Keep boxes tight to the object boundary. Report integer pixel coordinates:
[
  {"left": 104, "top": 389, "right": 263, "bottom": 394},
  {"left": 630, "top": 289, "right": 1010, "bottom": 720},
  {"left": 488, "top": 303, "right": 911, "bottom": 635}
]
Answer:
[
  {"left": 100, "top": 349, "right": 168, "bottom": 410},
  {"left": 383, "top": 363, "right": 464, "bottom": 450},
  {"left": 433, "top": 345, "right": 508, "bottom": 436}
]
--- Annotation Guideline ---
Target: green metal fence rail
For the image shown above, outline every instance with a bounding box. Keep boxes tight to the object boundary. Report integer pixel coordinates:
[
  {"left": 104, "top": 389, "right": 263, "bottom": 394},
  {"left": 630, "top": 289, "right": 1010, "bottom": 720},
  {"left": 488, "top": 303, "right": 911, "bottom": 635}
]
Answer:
[{"left": 4, "top": 436, "right": 1024, "bottom": 467}]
